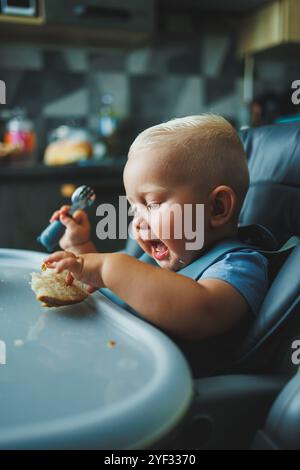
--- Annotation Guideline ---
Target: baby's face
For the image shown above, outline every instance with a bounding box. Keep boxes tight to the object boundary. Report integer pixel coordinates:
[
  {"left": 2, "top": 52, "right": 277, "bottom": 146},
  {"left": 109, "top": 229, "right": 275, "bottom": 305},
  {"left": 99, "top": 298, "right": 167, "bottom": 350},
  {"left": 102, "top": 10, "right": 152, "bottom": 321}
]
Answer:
[{"left": 124, "top": 147, "right": 208, "bottom": 271}]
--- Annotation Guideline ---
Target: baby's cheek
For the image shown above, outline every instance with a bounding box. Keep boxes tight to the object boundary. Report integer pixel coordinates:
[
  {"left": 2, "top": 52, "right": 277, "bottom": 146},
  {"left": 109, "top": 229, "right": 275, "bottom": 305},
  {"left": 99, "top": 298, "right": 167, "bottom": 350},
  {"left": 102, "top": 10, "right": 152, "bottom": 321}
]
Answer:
[
  {"left": 160, "top": 208, "right": 182, "bottom": 241},
  {"left": 169, "top": 238, "right": 187, "bottom": 258},
  {"left": 131, "top": 222, "right": 138, "bottom": 240},
  {"left": 145, "top": 210, "right": 161, "bottom": 238}
]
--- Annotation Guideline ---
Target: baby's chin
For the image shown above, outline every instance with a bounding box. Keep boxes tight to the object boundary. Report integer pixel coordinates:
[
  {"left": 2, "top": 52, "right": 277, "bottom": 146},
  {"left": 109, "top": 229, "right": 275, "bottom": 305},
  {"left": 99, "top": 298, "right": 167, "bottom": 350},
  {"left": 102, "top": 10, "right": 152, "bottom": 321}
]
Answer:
[
  {"left": 136, "top": 239, "right": 185, "bottom": 271},
  {"left": 154, "top": 255, "right": 184, "bottom": 271}
]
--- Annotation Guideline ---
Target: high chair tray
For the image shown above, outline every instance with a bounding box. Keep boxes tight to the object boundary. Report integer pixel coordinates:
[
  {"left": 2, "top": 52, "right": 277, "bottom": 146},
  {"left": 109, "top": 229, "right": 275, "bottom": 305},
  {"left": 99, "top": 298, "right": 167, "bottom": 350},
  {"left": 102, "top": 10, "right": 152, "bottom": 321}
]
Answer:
[{"left": 0, "top": 249, "right": 193, "bottom": 449}]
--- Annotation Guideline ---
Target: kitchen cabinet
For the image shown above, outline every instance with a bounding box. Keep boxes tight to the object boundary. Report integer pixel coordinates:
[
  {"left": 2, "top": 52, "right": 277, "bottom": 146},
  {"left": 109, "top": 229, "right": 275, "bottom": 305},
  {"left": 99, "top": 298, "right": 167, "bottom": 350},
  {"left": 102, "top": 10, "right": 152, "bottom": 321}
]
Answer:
[
  {"left": 0, "top": 0, "right": 44, "bottom": 25},
  {"left": 0, "top": 163, "right": 127, "bottom": 253},
  {"left": 238, "top": 0, "right": 300, "bottom": 56},
  {"left": 0, "top": 0, "right": 153, "bottom": 48},
  {"left": 44, "top": 0, "right": 154, "bottom": 33}
]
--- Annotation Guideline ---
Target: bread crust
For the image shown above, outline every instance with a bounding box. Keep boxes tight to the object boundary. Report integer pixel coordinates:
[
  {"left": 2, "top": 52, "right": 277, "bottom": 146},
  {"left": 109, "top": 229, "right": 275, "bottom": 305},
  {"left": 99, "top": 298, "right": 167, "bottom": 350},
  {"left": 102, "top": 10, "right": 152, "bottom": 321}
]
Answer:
[
  {"left": 31, "top": 270, "right": 89, "bottom": 308},
  {"left": 38, "top": 293, "right": 88, "bottom": 308}
]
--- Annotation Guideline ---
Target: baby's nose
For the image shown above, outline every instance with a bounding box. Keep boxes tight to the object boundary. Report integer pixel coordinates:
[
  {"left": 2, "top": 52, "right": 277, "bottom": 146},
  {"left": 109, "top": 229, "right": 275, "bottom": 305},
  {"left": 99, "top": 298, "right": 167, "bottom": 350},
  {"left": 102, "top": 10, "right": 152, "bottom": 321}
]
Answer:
[{"left": 134, "top": 213, "right": 150, "bottom": 231}]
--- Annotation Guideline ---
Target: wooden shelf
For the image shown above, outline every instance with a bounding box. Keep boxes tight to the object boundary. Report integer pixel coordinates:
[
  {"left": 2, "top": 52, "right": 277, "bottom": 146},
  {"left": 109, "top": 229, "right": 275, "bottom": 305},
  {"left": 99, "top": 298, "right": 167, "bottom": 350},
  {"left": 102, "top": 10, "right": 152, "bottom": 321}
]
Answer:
[
  {"left": 0, "top": 14, "right": 44, "bottom": 25},
  {"left": 0, "top": 22, "right": 149, "bottom": 49}
]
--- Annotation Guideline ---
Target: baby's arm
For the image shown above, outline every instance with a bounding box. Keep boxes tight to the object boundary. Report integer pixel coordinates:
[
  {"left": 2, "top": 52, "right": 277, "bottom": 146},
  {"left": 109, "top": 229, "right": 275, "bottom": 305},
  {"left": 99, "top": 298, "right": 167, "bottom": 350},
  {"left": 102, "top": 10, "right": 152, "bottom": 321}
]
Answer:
[
  {"left": 45, "top": 251, "right": 249, "bottom": 341},
  {"left": 101, "top": 254, "right": 249, "bottom": 340}
]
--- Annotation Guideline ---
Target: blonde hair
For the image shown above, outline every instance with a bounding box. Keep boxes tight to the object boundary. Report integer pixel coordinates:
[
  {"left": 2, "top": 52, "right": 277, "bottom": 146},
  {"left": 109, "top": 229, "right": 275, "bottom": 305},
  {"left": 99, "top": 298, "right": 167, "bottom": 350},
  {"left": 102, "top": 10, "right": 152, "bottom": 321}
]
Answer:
[{"left": 129, "top": 114, "right": 249, "bottom": 218}]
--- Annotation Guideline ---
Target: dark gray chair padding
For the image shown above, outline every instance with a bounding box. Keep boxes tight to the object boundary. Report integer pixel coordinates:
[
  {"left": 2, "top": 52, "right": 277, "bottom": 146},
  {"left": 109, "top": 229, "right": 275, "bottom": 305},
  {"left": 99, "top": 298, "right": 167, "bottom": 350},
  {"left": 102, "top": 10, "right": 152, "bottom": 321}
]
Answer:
[
  {"left": 252, "top": 373, "right": 300, "bottom": 449},
  {"left": 229, "top": 125, "right": 300, "bottom": 373},
  {"left": 230, "top": 242, "right": 300, "bottom": 373},
  {"left": 239, "top": 124, "right": 300, "bottom": 246}
]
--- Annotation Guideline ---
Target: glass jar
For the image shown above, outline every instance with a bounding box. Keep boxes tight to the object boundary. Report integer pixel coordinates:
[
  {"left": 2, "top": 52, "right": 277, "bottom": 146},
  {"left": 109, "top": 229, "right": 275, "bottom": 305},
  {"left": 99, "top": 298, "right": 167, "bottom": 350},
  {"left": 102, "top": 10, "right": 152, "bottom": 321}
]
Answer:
[{"left": 4, "top": 108, "right": 37, "bottom": 160}]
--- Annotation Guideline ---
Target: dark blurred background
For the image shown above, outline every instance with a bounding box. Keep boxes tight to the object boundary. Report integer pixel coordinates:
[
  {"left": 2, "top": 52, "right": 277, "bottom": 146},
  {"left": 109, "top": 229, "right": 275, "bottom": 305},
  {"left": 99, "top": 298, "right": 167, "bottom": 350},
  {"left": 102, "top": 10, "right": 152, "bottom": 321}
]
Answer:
[
  {"left": 1, "top": 0, "right": 300, "bottom": 159},
  {"left": 0, "top": 0, "right": 300, "bottom": 251}
]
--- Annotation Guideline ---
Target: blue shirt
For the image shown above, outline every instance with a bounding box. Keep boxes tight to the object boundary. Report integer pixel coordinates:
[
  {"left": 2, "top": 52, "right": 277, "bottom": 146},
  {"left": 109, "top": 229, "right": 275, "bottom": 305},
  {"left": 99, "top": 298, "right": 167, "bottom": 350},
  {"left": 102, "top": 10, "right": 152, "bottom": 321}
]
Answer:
[{"left": 200, "top": 249, "right": 269, "bottom": 316}]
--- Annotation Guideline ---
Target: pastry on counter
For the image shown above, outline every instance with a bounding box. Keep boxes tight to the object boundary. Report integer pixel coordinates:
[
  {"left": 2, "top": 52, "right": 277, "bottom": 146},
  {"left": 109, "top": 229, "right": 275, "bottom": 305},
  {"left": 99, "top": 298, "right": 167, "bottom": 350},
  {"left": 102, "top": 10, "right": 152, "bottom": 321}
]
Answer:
[
  {"left": 0, "top": 142, "right": 22, "bottom": 161},
  {"left": 44, "top": 139, "right": 93, "bottom": 166},
  {"left": 44, "top": 126, "right": 93, "bottom": 166}
]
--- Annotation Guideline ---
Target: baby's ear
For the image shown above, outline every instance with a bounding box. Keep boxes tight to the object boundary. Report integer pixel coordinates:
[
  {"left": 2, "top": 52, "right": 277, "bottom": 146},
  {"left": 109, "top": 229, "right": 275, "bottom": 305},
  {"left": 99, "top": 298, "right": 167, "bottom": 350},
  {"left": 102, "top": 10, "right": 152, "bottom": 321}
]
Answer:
[{"left": 209, "top": 185, "right": 236, "bottom": 228}]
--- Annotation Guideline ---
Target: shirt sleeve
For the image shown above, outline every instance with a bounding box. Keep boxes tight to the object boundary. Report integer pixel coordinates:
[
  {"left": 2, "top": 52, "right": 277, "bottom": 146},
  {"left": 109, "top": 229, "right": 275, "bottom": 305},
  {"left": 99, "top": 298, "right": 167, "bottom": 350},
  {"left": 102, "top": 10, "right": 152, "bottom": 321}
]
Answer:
[{"left": 200, "top": 249, "right": 269, "bottom": 315}]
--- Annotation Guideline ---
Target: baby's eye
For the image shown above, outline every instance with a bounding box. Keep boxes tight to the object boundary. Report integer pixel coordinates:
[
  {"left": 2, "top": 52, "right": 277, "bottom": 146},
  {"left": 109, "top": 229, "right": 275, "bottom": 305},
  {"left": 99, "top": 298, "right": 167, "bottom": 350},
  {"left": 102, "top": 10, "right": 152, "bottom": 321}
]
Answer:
[{"left": 146, "top": 202, "right": 161, "bottom": 211}]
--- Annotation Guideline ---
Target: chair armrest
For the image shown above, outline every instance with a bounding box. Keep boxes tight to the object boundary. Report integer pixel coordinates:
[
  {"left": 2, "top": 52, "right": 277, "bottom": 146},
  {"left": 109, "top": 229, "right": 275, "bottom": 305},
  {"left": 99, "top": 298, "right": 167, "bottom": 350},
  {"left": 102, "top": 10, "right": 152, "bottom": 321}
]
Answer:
[{"left": 167, "top": 374, "right": 288, "bottom": 450}]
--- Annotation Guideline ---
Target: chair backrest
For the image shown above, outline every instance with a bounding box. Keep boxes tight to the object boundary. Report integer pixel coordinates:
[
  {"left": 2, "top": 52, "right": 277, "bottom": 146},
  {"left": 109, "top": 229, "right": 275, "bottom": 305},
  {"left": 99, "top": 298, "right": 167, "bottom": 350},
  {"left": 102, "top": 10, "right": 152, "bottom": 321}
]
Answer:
[
  {"left": 237, "top": 125, "right": 300, "bottom": 450},
  {"left": 229, "top": 124, "right": 300, "bottom": 374},
  {"left": 239, "top": 124, "right": 300, "bottom": 246}
]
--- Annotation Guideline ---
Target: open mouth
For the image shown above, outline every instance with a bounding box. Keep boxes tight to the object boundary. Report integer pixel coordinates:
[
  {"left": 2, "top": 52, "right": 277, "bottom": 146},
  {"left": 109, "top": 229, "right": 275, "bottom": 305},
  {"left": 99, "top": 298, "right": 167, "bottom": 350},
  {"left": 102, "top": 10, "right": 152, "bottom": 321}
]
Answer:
[{"left": 149, "top": 240, "right": 169, "bottom": 261}]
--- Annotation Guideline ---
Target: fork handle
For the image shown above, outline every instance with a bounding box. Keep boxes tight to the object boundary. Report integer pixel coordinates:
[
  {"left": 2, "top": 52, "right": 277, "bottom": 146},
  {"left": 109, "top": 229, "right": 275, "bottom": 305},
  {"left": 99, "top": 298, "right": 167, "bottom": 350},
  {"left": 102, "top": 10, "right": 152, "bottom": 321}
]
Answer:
[{"left": 37, "top": 220, "right": 66, "bottom": 252}]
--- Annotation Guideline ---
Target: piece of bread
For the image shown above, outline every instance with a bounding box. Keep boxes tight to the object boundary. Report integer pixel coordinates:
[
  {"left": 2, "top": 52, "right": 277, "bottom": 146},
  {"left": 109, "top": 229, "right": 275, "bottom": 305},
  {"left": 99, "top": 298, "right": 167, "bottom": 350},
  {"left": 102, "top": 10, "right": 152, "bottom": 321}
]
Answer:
[
  {"left": 44, "top": 140, "right": 92, "bottom": 166},
  {"left": 31, "top": 270, "right": 89, "bottom": 308}
]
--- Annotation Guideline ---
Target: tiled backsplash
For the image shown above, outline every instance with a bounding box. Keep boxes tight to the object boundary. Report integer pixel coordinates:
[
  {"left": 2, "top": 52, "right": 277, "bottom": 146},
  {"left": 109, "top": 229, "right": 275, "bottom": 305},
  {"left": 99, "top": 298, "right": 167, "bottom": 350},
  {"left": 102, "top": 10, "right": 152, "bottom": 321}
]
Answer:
[{"left": 1, "top": 34, "right": 300, "bottom": 159}]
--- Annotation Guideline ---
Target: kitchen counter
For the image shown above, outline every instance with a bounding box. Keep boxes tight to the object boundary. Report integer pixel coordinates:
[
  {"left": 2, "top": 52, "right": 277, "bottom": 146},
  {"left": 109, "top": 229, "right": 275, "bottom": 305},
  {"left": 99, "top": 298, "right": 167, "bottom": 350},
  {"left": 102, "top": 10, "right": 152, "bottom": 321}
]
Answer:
[
  {"left": 0, "top": 158, "right": 127, "bottom": 252},
  {"left": 0, "top": 158, "right": 126, "bottom": 182}
]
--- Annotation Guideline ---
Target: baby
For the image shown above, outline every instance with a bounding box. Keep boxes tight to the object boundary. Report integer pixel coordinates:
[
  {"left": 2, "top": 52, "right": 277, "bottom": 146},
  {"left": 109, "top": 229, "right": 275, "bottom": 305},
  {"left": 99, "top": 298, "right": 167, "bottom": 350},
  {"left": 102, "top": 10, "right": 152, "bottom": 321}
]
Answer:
[{"left": 44, "top": 115, "right": 268, "bottom": 375}]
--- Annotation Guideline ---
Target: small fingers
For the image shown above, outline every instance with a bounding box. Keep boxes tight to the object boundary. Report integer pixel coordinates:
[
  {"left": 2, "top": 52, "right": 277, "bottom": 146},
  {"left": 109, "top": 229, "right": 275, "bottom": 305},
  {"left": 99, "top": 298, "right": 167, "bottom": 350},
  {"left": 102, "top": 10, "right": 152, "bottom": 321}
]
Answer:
[
  {"left": 50, "top": 205, "right": 70, "bottom": 223},
  {"left": 73, "top": 210, "right": 89, "bottom": 226},
  {"left": 87, "top": 284, "right": 97, "bottom": 294},
  {"left": 44, "top": 250, "right": 76, "bottom": 266},
  {"left": 42, "top": 252, "right": 82, "bottom": 283},
  {"left": 60, "top": 205, "right": 70, "bottom": 214},
  {"left": 65, "top": 271, "right": 74, "bottom": 286},
  {"left": 55, "top": 257, "right": 83, "bottom": 276},
  {"left": 59, "top": 213, "right": 77, "bottom": 229},
  {"left": 50, "top": 210, "right": 60, "bottom": 223}
]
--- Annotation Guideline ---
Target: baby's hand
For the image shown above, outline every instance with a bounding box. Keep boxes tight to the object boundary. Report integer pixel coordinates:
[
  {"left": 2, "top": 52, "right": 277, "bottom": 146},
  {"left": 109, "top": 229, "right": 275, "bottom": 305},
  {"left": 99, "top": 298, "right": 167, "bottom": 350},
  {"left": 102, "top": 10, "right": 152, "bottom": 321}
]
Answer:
[
  {"left": 50, "top": 205, "right": 91, "bottom": 252},
  {"left": 44, "top": 251, "right": 106, "bottom": 292}
]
